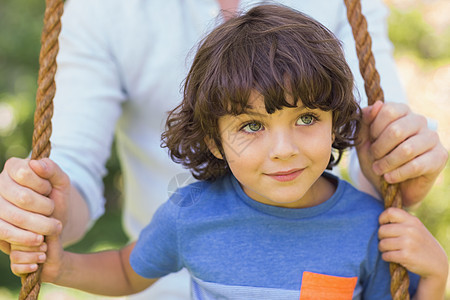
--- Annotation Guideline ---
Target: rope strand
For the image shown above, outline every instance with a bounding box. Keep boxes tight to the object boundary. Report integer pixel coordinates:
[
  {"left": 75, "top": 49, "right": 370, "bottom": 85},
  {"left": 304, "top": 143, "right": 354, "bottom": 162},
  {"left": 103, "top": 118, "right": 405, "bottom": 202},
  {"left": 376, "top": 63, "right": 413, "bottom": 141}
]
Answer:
[
  {"left": 343, "top": 0, "right": 410, "bottom": 299},
  {"left": 19, "top": 0, "right": 63, "bottom": 299}
]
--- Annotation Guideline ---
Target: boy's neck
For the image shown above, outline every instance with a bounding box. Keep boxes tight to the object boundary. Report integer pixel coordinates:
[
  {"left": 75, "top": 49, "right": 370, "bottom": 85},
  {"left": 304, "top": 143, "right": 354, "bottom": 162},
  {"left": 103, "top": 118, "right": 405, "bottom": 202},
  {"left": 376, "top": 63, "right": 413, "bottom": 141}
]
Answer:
[{"left": 299, "top": 173, "right": 337, "bottom": 209}]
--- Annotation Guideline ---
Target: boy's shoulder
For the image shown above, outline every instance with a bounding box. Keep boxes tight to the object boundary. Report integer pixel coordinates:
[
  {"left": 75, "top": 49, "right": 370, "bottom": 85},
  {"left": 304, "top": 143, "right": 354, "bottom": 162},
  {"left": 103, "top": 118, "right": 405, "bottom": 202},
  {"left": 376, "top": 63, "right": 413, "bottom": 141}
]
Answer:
[
  {"left": 166, "top": 175, "right": 232, "bottom": 208},
  {"left": 326, "top": 172, "right": 384, "bottom": 215}
]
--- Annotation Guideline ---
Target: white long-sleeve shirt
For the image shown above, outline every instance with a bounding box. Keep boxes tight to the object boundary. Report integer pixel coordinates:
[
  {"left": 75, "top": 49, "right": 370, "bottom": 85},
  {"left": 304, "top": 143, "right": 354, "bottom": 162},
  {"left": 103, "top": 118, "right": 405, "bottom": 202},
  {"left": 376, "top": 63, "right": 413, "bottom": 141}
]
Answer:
[
  {"left": 52, "top": 0, "right": 406, "bottom": 239},
  {"left": 50, "top": 0, "right": 406, "bottom": 298}
]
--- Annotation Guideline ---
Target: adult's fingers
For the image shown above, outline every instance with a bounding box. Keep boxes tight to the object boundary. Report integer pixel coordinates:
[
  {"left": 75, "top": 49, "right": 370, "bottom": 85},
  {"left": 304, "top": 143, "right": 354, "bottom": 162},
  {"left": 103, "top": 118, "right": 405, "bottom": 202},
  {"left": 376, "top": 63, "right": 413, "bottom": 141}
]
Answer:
[
  {"left": 3, "top": 158, "right": 52, "bottom": 196},
  {"left": 0, "top": 197, "right": 62, "bottom": 240},
  {"left": 0, "top": 240, "right": 11, "bottom": 255},
  {"left": 372, "top": 129, "right": 436, "bottom": 179},
  {"left": 0, "top": 218, "right": 44, "bottom": 247},
  {"left": 0, "top": 183, "right": 55, "bottom": 217},
  {"left": 29, "top": 158, "right": 71, "bottom": 191},
  {"left": 12, "top": 242, "right": 47, "bottom": 253},
  {"left": 383, "top": 135, "right": 445, "bottom": 185},
  {"left": 0, "top": 158, "right": 55, "bottom": 217},
  {"left": 370, "top": 113, "right": 426, "bottom": 162},
  {"left": 368, "top": 102, "right": 410, "bottom": 141}
]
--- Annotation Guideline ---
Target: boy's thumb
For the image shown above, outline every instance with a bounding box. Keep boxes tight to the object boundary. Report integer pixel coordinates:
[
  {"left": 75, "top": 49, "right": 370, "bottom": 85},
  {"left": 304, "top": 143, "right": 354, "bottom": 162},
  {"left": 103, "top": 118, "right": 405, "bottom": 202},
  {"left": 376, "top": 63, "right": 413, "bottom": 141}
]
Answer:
[{"left": 29, "top": 158, "right": 70, "bottom": 190}]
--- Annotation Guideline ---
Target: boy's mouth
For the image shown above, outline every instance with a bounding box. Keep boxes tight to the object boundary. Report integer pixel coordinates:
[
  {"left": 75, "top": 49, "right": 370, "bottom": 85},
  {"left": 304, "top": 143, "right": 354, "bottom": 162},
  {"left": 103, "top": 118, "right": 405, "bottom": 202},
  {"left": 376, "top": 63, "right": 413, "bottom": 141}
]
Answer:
[{"left": 265, "top": 168, "right": 304, "bottom": 182}]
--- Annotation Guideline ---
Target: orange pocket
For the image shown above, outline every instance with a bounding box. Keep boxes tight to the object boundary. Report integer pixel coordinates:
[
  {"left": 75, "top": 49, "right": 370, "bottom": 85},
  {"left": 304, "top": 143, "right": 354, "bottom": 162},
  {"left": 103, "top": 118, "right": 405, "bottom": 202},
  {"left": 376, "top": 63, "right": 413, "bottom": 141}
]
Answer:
[{"left": 299, "top": 271, "right": 357, "bottom": 300}]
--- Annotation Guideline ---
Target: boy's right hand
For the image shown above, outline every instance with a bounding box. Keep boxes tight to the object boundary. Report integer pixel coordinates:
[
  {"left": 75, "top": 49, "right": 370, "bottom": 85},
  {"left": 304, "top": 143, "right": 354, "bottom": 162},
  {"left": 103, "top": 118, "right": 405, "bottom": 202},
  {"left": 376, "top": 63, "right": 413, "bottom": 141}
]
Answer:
[
  {"left": 0, "top": 158, "right": 68, "bottom": 255},
  {"left": 10, "top": 233, "right": 65, "bottom": 283}
]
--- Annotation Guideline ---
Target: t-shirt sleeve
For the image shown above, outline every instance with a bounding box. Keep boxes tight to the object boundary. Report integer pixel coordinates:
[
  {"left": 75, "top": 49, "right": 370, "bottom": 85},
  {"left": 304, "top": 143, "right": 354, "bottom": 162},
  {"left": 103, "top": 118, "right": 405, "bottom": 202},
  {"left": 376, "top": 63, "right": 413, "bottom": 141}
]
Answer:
[{"left": 129, "top": 200, "right": 183, "bottom": 278}]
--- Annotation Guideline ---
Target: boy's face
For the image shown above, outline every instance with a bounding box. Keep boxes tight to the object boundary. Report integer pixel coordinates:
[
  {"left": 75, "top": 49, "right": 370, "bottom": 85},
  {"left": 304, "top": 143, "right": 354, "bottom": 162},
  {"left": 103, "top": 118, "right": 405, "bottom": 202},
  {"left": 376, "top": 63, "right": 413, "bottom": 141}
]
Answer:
[{"left": 208, "top": 92, "right": 335, "bottom": 208}]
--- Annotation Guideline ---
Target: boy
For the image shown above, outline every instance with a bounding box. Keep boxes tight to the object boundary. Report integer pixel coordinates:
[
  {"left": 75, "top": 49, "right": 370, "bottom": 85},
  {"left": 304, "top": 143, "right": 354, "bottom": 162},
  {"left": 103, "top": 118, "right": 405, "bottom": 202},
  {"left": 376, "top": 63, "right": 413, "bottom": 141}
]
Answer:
[{"left": 11, "top": 4, "right": 447, "bottom": 299}]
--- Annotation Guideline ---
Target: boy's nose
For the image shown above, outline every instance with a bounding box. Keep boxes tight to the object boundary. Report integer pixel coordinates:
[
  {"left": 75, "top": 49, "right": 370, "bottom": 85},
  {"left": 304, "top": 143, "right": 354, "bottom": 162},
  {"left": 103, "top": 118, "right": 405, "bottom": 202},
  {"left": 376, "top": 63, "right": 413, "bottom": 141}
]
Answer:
[{"left": 269, "top": 130, "right": 299, "bottom": 160}]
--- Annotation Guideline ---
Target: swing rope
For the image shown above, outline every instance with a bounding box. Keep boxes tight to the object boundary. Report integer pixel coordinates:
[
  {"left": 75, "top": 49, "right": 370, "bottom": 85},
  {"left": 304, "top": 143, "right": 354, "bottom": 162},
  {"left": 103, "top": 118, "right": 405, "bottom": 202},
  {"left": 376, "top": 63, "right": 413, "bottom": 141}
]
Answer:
[
  {"left": 20, "top": 0, "right": 410, "bottom": 299},
  {"left": 19, "top": 0, "right": 63, "bottom": 299},
  {"left": 343, "top": 0, "right": 410, "bottom": 299}
]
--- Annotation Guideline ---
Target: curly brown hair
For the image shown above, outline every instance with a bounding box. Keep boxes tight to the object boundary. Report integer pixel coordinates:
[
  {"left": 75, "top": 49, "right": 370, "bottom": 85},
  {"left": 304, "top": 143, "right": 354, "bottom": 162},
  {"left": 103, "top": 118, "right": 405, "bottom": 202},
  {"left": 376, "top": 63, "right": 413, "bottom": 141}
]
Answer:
[{"left": 161, "top": 4, "right": 361, "bottom": 181}]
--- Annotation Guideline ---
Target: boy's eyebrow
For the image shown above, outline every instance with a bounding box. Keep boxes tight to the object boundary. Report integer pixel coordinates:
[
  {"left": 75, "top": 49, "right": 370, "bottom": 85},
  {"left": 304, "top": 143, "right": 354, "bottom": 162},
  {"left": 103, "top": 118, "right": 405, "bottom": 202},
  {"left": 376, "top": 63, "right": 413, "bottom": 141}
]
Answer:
[
  {"left": 239, "top": 110, "right": 268, "bottom": 118},
  {"left": 240, "top": 104, "right": 307, "bottom": 117}
]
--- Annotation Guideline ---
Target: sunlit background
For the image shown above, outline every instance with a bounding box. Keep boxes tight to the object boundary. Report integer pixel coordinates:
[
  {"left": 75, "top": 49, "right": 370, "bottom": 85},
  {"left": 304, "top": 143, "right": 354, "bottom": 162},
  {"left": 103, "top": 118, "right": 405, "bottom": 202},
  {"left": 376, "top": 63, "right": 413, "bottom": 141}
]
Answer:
[{"left": 0, "top": 0, "right": 449, "bottom": 299}]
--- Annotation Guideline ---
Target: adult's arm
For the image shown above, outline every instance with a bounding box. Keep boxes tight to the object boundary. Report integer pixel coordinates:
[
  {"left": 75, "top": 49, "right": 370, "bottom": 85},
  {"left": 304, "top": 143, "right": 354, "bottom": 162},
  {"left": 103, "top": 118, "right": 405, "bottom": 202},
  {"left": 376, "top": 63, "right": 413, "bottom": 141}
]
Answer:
[{"left": 50, "top": 0, "right": 126, "bottom": 223}]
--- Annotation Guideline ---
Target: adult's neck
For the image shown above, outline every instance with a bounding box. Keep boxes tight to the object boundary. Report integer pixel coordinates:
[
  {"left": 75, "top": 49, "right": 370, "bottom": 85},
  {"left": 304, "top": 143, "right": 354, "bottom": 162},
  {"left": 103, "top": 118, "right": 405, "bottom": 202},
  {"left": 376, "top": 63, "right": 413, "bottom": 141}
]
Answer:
[{"left": 217, "top": 0, "right": 240, "bottom": 20}]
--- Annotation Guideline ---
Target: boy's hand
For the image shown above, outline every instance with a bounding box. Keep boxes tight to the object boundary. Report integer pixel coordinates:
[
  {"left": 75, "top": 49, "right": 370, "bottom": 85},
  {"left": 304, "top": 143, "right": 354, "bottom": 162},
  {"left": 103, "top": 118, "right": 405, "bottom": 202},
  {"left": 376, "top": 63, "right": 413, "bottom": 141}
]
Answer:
[
  {"left": 356, "top": 101, "right": 448, "bottom": 206},
  {"left": 10, "top": 233, "right": 65, "bottom": 284},
  {"left": 10, "top": 243, "right": 48, "bottom": 276},
  {"left": 378, "top": 207, "right": 448, "bottom": 279}
]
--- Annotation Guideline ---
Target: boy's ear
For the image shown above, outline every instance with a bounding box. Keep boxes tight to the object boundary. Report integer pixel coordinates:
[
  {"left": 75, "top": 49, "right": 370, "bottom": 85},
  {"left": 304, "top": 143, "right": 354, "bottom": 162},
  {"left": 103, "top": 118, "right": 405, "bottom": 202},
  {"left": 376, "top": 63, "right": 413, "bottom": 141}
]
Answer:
[{"left": 205, "top": 136, "right": 223, "bottom": 160}]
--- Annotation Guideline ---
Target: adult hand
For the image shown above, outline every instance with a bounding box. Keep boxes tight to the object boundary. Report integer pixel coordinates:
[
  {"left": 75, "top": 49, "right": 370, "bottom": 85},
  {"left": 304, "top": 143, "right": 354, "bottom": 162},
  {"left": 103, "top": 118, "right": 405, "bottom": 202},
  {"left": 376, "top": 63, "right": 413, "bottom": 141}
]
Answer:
[
  {"left": 356, "top": 101, "right": 448, "bottom": 207},
  {"left": 0, "top": 158, "right": 69, "bottom": 254}
]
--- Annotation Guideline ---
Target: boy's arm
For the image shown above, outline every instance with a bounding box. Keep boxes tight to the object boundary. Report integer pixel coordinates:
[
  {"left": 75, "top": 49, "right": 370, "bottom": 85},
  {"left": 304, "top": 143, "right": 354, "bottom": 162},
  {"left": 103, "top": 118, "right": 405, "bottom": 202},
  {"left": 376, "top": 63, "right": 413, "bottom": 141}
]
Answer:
[
  {"left": 378, "top": 207, "right": 448, "bottom": 300},
  {"left": 57, "top": 242, "right": 157, "bottom": 296},
  {"left": 11, "top": 239, "right": 157, "bottom": 296}
]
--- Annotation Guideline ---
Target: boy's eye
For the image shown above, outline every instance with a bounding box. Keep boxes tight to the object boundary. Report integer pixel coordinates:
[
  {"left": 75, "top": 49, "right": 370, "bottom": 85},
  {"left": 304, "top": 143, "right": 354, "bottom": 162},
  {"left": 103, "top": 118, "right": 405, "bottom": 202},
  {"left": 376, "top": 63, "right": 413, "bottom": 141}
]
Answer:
[
  {"left": 297, "top": 114, "right": 316, "bottom": 126},
  {"left": 242, "top": 122, "right": 263, "bottom": 133}
]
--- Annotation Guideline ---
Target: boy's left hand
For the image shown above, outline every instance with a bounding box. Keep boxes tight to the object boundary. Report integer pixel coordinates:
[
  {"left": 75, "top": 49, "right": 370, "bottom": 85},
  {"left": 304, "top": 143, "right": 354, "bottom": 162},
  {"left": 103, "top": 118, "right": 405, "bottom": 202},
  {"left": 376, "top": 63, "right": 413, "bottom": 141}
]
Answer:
[
  {"left": 378, "top": 207, "right": 448, "bottom": 280},
  {"left": 356, "top": 101, "right": 448, "bottom": 207}
]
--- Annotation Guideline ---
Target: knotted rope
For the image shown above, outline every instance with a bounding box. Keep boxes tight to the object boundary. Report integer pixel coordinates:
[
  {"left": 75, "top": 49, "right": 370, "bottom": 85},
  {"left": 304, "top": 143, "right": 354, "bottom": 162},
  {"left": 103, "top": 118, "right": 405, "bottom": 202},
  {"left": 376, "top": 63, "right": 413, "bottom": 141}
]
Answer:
[
  {"left": 343, "top": 0, "right": 410, "bottom": 299},
  {"left": 19, "top": 0, "right": 63, "bottom": 299}
]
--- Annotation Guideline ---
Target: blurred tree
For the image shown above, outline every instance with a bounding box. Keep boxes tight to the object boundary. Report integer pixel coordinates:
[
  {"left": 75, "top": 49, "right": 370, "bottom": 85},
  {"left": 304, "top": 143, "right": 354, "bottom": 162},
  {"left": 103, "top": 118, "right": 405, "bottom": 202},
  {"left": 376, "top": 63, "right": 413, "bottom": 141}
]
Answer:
[
  {"left": 0, "top": 0, "right": 125, "bottom": 292},
  {"left": 0, "top": 0, "right": 45, "bottom": 290},
  {"left": 0, "top": 1, "right": 45, "bottom": 163}
]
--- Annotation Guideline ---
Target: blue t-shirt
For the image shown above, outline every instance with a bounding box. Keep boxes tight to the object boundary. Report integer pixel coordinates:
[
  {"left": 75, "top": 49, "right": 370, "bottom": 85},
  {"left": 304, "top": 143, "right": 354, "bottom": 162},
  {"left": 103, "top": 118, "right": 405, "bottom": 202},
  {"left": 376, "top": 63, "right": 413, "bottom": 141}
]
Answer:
[{"left": 130, "top": 173, "right": 418, "bottom": 299}]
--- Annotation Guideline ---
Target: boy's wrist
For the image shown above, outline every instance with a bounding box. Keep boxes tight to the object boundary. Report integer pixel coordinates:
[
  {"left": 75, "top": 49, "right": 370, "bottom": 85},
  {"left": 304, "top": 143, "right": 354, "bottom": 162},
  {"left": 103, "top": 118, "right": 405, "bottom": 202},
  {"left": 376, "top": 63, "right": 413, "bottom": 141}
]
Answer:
[
  {"left": 416, "top": 259, "right": 448, "bottom": 300},
  {"left": 46, "top": 250, "right": 71, "bottom": 285},
  {"left": 415, "top": 274, "right": 447, "bottom": 300},
  {"left": 425, "top": 246, "right": 449, "bottom": 281}
]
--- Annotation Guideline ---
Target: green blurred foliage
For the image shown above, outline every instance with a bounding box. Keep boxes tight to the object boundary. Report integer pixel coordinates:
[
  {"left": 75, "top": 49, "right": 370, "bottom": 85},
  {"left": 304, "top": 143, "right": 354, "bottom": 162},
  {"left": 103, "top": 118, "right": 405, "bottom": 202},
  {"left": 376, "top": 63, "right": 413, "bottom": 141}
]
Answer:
[
  {"left": 0, "top": 1, "right": 44, "bottom": 162},
  {"left": 388, "top": 6, "right": 450, "bottom": 275},
  {"left": 0, "top": 0, "right": 44, "bottom": 291},
  {"left": 414, "top": 166, "right": 450, "bottom": 253},
  {"left": 388, "top": 7, "right": 450, "bottom": 63},
  {"left": 0, "top": 0, "right": 125, "bottom": 292}
]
